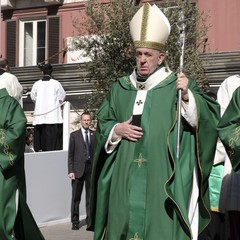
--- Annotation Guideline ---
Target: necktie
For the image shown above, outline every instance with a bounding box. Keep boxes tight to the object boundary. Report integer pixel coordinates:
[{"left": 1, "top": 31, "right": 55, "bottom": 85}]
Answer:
[{"left": 85, "top": 130, "right": 90, "bottom": 160}]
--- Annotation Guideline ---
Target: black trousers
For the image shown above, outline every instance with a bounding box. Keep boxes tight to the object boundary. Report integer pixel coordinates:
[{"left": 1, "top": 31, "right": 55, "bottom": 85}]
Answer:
[
  {"left": 198, "top": 211, "right": 230, "bottom": 240},
  {"left": 71, "top": 161, "right": 91, "bottom": 224},
  {"left": 228, "top": 211, "right": 240, "bottom": 240},
  {"left": 33, "top": 124, "right": 63, "bottom": 152}
]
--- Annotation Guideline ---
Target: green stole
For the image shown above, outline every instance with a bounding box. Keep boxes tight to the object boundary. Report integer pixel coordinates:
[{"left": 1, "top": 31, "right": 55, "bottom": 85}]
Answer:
[{"left": 128, "top": 67, "right": 171, "bottom": 239}]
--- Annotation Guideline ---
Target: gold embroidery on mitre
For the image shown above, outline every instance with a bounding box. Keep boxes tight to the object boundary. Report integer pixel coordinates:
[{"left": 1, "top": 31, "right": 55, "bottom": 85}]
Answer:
[
  {"left": 141, "top": 3, "right": 149, "bottom": 42},
  {"left": 134, "top": 41, "right": 165, "bottom": 52}
]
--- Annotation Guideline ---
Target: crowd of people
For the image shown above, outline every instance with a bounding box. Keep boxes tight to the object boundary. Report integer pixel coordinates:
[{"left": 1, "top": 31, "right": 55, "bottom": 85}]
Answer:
[{"left": 0, "top": 2, "right": 240, "bottom": 240}]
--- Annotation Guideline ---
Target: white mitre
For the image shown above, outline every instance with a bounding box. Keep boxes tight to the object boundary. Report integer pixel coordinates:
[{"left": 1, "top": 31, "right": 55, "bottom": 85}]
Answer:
[{"left": 130, "top": 3, "right": 171, "bottom": 51}]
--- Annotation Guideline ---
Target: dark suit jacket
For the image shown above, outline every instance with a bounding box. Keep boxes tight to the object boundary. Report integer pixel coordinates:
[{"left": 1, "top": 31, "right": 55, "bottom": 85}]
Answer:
[{"left": 68, "top": 128, "right": 95, "bottom": 178}]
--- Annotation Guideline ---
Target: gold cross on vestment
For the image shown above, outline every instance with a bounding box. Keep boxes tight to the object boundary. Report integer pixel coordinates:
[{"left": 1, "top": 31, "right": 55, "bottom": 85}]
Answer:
[
  {"left": 134, "top": 153, "right": 147, "bottom": 168},
  {"left": 129, "top": 232, "right": 143, "bottom": 240}
]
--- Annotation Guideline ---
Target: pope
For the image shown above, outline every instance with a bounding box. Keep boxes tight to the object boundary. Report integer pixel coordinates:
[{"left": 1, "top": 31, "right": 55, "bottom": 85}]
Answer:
[{"left": 88, "top": 3, "right": 220, "bottom": 240}]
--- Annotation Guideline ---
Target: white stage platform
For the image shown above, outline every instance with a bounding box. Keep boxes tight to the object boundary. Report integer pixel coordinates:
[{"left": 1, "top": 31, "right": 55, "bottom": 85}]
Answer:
[{"left": 24, "top": 150, "right": 86, "bottom": 226}]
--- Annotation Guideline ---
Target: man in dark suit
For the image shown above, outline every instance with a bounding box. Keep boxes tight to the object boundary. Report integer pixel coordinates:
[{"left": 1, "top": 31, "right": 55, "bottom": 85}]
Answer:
[{"left": 68, "top": 111, "right": 95, "bottom": 230}]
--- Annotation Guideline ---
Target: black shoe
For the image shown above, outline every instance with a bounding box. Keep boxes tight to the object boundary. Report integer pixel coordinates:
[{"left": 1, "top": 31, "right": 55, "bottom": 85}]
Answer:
[{"left": 72, "top": 223, "right": 79, "bottom": 230}]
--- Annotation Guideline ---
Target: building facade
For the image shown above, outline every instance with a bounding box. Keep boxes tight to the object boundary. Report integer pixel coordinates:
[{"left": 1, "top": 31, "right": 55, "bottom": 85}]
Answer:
[
  {"left": 1, "top": 0, "right": 240, "bottom": 66},
  {"left": 0, "top": 0, "right": 239, "bottom": 123},
  {"left": 1, "top": 0, "right": 88, "bottom": 67}
]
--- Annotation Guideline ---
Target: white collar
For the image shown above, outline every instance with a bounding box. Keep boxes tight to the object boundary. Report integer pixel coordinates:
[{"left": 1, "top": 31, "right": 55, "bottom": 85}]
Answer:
[{"left": 130, "top": 67, "right": 172, "bottom": 91}]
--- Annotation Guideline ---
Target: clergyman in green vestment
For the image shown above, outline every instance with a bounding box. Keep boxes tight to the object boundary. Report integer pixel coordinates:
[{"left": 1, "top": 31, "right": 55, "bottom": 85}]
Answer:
[
  {"left": 87, "top": 3, "right": 220, "bottom": 240},
  {"left": 0, "top": 58, "right": 45, "bottom": 240},
  {"left": 217, "top": 76, "right": 240, "bottom": 240},
  {"left": 218, "top": 85, "right": 240, "bottom": 172}
]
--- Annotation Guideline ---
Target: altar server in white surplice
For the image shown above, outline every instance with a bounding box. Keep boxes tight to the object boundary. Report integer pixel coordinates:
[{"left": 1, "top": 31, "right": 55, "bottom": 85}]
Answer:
[{"left": 30, "top": 63, "right": 66, "bottom": 152}]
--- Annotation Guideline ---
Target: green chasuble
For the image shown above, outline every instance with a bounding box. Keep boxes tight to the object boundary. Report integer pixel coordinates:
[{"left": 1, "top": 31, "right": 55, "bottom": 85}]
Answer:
[
  {"left": 0, "top": 88, "right": 45, "bottom": 240},
  {"left": 88, "top": 71, "right": 219, "bottom": 240},
  {"left": 218, "top": 86, "right": 240, "bottom": 172}
]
